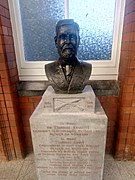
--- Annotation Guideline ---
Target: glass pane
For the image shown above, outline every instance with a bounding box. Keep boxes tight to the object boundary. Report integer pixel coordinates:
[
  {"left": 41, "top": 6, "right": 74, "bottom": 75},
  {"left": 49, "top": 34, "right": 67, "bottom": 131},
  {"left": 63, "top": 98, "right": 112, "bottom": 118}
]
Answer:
[
  {"left": 19, "top": 0, "right": 64, "bottom": 61},
  {"left": 69, "top": 0, "right": 115, "bottom": 60}
]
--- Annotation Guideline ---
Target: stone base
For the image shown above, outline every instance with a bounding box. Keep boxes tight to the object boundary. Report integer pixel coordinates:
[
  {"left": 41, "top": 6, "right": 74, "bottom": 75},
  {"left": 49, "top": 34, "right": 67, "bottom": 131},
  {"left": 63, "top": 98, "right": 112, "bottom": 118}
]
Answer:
[{"left": 30, "top": 86, "right": 107, "bottom": 180}]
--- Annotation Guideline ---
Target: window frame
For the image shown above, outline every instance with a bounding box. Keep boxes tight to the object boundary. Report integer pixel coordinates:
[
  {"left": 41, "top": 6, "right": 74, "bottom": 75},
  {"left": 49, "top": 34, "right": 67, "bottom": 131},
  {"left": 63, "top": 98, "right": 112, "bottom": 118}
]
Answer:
[{"left": 8, "top": 0, "right": 126, "bottom": 81}]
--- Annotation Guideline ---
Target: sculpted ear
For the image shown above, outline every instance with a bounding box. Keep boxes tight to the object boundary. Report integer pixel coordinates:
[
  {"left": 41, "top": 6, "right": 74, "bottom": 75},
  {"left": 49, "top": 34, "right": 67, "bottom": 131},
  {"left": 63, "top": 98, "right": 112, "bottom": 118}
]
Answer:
[{"left": 54, "top": 36, "right": 58, "bottom": 47}]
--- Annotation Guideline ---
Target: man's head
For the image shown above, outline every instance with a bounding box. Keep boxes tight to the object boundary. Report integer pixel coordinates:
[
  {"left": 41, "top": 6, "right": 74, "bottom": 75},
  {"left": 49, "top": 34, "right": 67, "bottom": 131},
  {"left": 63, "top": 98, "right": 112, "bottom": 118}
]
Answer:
[{"left": 55, "top": 19, "right": 80, "bottom": 63}]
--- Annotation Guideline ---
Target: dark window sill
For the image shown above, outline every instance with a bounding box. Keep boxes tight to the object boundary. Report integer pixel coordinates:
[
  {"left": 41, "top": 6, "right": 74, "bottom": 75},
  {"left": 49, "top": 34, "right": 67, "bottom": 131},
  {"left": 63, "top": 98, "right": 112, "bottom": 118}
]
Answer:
[{"left": 17, "top": 80, "right": 119, "bottom": 97}]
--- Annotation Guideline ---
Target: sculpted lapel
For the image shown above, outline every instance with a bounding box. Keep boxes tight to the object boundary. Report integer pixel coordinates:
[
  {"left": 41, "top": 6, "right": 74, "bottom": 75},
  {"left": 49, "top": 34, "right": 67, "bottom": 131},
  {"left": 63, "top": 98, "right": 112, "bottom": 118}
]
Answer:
[
  {"left": 68, "top": 61, "right": 84, "bottom": 92},
  {"left": 54, "top": 62, "right": 68, "bottom": 87}
]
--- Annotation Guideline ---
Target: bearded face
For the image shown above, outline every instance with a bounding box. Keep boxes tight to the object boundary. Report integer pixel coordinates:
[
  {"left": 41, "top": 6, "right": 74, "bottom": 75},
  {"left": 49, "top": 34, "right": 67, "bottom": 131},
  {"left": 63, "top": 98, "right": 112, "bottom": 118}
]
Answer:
[{"left": 55, "top": 24, "right": 80, "bottom": 62}]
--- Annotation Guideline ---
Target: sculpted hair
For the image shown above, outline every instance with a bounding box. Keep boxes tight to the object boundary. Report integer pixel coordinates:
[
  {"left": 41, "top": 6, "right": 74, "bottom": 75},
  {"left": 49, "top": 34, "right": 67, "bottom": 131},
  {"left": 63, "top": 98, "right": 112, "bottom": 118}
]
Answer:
[{"left": 56, "top": 19, "right": 79, "bottom": 35}]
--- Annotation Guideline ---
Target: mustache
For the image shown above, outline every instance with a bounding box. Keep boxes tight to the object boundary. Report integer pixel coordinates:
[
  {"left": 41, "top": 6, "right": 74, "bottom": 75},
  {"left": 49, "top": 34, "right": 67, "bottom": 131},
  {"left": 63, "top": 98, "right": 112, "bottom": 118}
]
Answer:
[{"left": 61, "top": 43, "right": 75, "bottom": 52}]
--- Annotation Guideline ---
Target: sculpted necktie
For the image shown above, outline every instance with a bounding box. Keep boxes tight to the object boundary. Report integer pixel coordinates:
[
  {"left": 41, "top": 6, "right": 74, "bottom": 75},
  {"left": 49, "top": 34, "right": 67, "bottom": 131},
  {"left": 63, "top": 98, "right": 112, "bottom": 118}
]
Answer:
[{"left": 66, "top": 65, "right": 72, "bottom": 83}]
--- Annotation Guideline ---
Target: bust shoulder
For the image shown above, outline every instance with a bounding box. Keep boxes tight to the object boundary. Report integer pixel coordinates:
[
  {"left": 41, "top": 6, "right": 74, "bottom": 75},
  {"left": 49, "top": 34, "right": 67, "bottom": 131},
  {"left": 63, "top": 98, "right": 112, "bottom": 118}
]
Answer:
[
  {"left": 80, "top": 61, "right": 92, "bottom": 68},
  {"left": 45, "top": 61, "right": 57, "bottom": 69},
  {"left": 45, "top": 61, "right": 59, "bottom": 75},
  {"left": 80, "top": 61, "right": 92, "bottom": 75}
]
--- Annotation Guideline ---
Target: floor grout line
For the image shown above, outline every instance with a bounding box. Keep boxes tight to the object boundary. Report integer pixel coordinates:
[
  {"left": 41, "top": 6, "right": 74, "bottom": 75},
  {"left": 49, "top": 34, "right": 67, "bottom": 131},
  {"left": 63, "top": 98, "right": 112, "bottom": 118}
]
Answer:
[
  {"left": 115, "top": 160, "right": 125, "bottom": 180},
  {"left": 15, "top": 159, "right": 25, "bottom": 180}
]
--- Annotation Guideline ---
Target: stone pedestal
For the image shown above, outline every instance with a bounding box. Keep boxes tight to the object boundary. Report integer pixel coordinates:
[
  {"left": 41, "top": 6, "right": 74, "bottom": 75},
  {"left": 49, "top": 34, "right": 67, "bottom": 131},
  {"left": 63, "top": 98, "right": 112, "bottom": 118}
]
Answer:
[{"left": 30, "top": 86, "right": 107, "bottom": 180}]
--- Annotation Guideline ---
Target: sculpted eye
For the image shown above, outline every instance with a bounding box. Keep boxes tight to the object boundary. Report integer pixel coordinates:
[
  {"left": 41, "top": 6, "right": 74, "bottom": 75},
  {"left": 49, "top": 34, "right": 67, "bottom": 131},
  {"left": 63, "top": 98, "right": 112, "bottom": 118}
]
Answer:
[
  {"left": 70, "top": 34, "right": 76, "bottom": 41},
  {"left": 59, "top": 34, "right": 66, "bottom": 40}
]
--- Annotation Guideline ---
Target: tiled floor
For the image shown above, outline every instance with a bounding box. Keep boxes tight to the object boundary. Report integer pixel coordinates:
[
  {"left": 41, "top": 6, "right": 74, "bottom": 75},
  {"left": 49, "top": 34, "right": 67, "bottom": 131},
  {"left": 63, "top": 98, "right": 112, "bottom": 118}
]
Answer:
[{"left": 0, "top": 153, "right": 135, "bottom": 180}]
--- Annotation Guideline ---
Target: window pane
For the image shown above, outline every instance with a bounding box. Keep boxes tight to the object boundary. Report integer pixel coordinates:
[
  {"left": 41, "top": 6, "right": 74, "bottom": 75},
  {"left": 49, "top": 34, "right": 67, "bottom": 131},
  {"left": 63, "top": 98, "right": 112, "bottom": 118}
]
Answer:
[
  {"left": 69, "top": 0, "right": 115, "bottom": 60},
  {"left": 19, "top": 0, "right": 64, "bottom": 61}
]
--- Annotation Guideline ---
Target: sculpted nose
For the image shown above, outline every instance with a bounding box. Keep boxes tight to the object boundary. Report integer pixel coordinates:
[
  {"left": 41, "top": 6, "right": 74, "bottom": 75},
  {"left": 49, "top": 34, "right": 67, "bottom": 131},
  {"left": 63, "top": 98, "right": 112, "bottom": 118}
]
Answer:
[{"left": 65, "top": 35, "right": 70, "bottom": 43}]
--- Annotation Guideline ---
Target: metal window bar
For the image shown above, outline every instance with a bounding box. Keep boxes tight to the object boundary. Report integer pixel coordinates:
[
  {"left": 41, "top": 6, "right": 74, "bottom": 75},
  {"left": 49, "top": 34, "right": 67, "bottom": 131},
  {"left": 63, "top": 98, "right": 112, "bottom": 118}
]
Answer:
[{"left": 64, "top": 0, "right": 69, "bottom": 18}]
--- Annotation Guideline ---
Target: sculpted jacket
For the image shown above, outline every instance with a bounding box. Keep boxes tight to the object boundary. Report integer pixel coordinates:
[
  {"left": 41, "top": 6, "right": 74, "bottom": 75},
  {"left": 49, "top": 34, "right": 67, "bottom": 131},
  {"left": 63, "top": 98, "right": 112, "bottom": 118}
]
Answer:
[{"left": 45, "top": 58, "right": 92, "bottom": 94}]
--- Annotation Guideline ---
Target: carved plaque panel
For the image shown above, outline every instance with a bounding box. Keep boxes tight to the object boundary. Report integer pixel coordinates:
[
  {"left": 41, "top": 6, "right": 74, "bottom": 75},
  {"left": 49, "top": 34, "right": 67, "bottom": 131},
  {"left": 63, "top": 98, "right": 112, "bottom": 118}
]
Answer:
[{"left": 53, "top": 98, "right": 85, "bottom": 112}]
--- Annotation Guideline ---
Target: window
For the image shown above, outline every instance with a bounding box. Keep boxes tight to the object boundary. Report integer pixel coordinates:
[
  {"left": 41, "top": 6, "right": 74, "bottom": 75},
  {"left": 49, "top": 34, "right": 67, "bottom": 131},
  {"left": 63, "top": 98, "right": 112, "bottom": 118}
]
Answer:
[{"left": 8, "top": 0, "right": 126, "bottom": 80}]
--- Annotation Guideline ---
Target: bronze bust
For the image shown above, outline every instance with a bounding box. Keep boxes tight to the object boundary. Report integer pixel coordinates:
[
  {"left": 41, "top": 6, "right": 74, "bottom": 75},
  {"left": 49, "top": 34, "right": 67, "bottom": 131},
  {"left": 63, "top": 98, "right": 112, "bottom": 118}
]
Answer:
[{"left": 45, "top": 19, "right": 92, "bottom": 94}]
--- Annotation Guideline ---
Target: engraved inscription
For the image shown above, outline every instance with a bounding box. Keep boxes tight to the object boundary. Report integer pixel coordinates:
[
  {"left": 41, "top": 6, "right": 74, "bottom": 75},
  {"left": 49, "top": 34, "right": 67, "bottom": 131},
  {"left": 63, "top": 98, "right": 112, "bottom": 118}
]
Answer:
[
  {"left": 44, "top": 101, "right": 52, "bottom": 109},
  {"left": 54, "top": 98, "right": 85, "bottom": 112},
  {"left": 86, "top": 101, "right": 94, "bottom": 109},
  {"left": 33, "top": 122, "right": 105, "bottom": 178}
]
